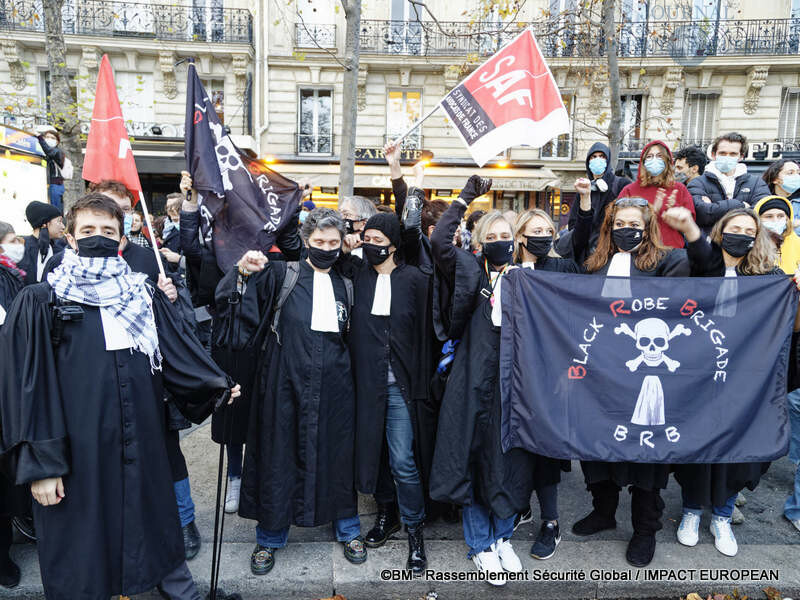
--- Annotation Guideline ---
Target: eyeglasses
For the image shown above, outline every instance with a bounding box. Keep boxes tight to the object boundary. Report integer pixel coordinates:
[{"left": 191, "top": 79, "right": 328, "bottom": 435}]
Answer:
[{"left": 615, "top": 197, "right": 649, "bottom": 207}]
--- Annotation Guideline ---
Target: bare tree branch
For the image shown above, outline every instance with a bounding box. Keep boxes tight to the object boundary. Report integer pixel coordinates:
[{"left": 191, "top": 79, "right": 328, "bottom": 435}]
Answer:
[
  {"left": 407, "top": 0, "right": 528, "bottom": 38},
  {"left": 293, "top": 5, "right": 350, "bottom": 70}
]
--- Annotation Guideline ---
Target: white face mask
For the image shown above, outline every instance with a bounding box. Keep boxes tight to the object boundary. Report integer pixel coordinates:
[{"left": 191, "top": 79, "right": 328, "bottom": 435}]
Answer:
[
  {"left": 44, "top": 135, "right": 59, "bottom": 147},
  {"left": 2, "top": 243, "right": 25, "bottom": 264}
]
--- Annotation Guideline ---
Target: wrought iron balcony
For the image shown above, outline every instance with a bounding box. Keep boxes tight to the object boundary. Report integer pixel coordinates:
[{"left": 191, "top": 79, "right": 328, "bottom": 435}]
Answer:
[
  {"left": 359, "top": 18, "right": 800, "bottom": 58},
  {"left": 296, "top": 132, "right": 335, "bottom": 155},
  {"left": 294, "top": 23, "right": 336, "bottom": 48},
  {"left": 0, "top": 0, "right": 253, "bottom": 45}
]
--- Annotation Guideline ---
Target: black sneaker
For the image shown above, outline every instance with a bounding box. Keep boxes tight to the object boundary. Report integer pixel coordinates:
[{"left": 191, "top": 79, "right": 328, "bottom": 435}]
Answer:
[
  {"left": 625, "top": 533, "right": 655, "bottom": 567},
  {"left": 0, "top": 556, "right": 20, "bottom": 589},
  {"left": 530, "top": 521, "right": 561, "bottom": 560},
  {"left": 250, "top": 545, "right": 275, "bottom": 576},
  {"left": 572, "top": 510, "right": 616, "bottom": 536},
  {"left": 513, "top": 508, "right": 533, "bottom": 531},
  {"left": 342, "top": 536, "right": 368, "bottom": 564},
  {"left": 182, "top": 521, "right": 201, "bottom": 561}
]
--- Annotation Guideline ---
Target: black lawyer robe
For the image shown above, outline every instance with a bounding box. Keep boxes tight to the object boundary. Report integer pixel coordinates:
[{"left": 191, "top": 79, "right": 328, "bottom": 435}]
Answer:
[
  {"left": 216, "top": 260, "right": 358, "bottom": 530},
  {"left": 341, "top": 255, "right": 435, "bottom": 496},
  {"left": 0, "top": 283, "right": 231, "bottom": 600},
  {"left": 18, "top": 235, "right": 64, "bottom": 286},
  {"left": 671, "top": 236, "right": 780, "bottom": 506},
  {"left": 428, "top": 202, "right": 577, "bottom": 519},
  {"left": 573, "top": 205, "right": 691, "bottom": 491}
]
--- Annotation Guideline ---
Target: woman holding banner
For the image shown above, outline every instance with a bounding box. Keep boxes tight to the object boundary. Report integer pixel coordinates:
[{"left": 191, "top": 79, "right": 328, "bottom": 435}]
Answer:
[
  {"left": 571, "top": 181, "right": 690, "bottom": 568},
  {"left": 429, "top": 175, "right": 582, "bottom": 584},
  {"left": 661, "top": 205, "right": 787, "bottom": 557}
]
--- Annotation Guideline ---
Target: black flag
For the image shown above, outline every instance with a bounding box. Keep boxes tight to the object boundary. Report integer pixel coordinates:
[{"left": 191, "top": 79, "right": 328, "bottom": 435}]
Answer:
[
  {"left": 499, "top": 270, "right": 796, "bottom": 463},
  {"left": 184, "top": 62, "right": 302, "bottom": 270}
]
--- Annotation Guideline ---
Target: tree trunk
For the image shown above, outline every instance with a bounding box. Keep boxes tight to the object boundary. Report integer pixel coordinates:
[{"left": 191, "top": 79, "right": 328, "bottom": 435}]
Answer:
[
  {"left": 602, "top": 0, "right": 623, "bottom": 169},
  {"left": 42, "top": 0, "right": 84, "bottom": 210},
  {"left": 338, "top": 0, "right": 361, "bottom": 197}
]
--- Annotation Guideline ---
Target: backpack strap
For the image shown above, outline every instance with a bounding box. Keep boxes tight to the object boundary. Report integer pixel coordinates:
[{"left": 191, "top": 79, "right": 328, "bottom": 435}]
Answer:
[{"left": 268, "top": 261, "right": 300, "bottom": 347}]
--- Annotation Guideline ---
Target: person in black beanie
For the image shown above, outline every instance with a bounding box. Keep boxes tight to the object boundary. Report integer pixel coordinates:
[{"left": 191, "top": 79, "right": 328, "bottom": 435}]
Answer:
[
  {"left": 343, "top": 211, "right": 436, "bottom": 576},
  {"left": 17, "top": 201, "right": 65, "bottom": 286}
]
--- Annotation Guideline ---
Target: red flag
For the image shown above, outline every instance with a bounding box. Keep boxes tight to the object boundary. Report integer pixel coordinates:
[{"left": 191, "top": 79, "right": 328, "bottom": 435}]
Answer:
[
  {"left": 82, "top": 55, "right": 142, "bottom": 201},
  {"left": 438, "top": 29, "right": 569, "bottom": 166}
]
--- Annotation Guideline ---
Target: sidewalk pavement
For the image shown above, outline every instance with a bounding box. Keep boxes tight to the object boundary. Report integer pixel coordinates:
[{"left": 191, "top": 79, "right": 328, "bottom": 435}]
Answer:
[{"left": 5, "top": 423, "right": 799, "bottom": 600}]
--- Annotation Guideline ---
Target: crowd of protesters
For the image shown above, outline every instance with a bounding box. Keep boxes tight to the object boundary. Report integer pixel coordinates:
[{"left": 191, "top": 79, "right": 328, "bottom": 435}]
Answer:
[{"left": 0, "top": 130, "right": 799, "bottom": 598}]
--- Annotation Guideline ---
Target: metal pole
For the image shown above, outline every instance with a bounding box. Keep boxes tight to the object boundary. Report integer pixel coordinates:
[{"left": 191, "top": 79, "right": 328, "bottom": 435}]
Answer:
[
  {"left": 391, "top": 103, "right": 441, "bottom": 146},
  {"left": 137, "top": 190, "right": 166, "bottom": 278}
]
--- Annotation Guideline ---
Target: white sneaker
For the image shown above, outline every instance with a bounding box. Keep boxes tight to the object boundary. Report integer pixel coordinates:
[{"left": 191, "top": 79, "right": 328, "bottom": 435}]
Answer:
[
  {"left": 492, "top": 538, "right": 523, "bottom": 573},
  {"left": 786, "top": 514, "right": 800, "bottom": 533},
  {"left": 710, "top": 516, "right": 738, "bottom": 556},
  {"left": 676, "top": 511, "right": 701, "bottom": 547},
  {"left": 225, "top": 477, "right": 241, "bottom": 514},
  {"left": 735, "top": 492, "right": 747, "bottom": 506},
  {"left": 472, "top": 549, "right": 506, "bottom": 586}
]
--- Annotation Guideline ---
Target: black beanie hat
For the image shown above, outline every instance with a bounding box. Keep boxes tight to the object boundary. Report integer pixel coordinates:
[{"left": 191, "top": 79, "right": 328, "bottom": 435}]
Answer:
[
  {"left": 364, "top": 212, "right": 402, "bottom": 248},
  {"left": 758, "top": 197, "right": 790, "bottom": 218},
  {"left": 26, "top": 201, "right": 62, "bottom": 229}
]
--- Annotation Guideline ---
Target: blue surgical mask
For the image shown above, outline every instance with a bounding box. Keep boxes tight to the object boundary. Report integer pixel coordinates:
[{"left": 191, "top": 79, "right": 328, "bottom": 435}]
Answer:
[
  {"left": 588, "top": 157, "right": 607, "bottom": 176},
  {"left": 763, "top": 218, "right": 787, "bottom": 235},
  {"left": 123, "top": 213, "right": 133, "bottom": 236},
  {"left": 714, "top": 156, "right": 739, "bottom": 174},
  {"left": 299, "top": 211, "right": 308, "bottom": 223},
  {"left": 644, "top": 157, "right": 665, "bottom": 176},
  {"left": 781, "top": 174, "right": 800, "bottom": 195}
]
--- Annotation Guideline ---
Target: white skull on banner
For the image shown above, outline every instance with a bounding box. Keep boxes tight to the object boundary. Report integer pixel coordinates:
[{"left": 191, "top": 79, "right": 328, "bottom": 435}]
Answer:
[{"left": 209, "top": 121, "right": 252, "bottom": 191}]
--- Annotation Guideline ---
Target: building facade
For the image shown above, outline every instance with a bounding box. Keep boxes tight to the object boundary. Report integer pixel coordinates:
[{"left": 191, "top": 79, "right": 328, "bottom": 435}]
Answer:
[
  {"left": 0, "top": 0, "right": 255, "bottom": 210},
  {"left": 1, "top": 0, "right": 800, "bottom": 219},
  {"left": 262, "top": 0, "right": 800, "bottom": 217}
]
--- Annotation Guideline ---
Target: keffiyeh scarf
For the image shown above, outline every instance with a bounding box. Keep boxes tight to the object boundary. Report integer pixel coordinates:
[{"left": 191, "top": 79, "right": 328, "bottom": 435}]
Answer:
[{"left": 47, "top": 249, "right": 162, "bottom": 370}]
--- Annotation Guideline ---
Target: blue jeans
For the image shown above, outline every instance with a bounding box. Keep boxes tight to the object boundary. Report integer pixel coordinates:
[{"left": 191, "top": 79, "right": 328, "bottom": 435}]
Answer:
[
  {"left": 462, "top": 499, "right": 515, "bottom": 558},
  {"left": 174, "top": 478, "right": 196, "bottom": 527},
  {"left": 385, "top": 384, "right": 425, "bottom": 527},
  {"left": 784, "top": 389, "right": 800, "bottom": 520},
  {"left": 256, "top": 515, "right": 361, "bottom": 549},
  {"left": 227, "top": 443, "right": 243, "bottom": 479},
  {"left": 683, "top": 490, "right": 737, "bottom": 519},
  {"left": 48, "top": 183, "right": 64, "bottom": 212}
]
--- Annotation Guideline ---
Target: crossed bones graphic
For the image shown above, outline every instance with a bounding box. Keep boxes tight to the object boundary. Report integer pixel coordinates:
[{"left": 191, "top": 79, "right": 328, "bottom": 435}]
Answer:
[{"left": 614, "top": 318, "right": 692, "bottom": 373}]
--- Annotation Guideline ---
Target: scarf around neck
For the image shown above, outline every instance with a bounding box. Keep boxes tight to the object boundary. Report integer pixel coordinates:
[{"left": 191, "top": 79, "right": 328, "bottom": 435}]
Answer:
[{"left": 46, "top": 249, "right": 162, "bottom": 370}]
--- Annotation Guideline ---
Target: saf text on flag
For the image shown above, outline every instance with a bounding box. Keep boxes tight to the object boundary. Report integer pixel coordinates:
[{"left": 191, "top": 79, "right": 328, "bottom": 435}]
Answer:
[
  {"left": 82, "top": 54, "right": 142, "bottom": 198},
  {"left": 438, "top": 28, "right": 569, "bottom": 167},
  {"left": 184, "top": 63, "right": 302, "bottom": 271},
  {"left": 498, "top": 270, "right": 797, "bottom": 463}
]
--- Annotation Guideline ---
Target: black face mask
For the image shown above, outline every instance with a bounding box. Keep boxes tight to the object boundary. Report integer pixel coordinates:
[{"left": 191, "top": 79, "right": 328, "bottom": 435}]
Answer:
[
  {"left": 345, "top": 219, "right": 357, "bottom": 235},
  {"left": 721, "top": 232, "right": 755, "bottom": 258},
  {"left": 524, "top": 235, "right": 553, "bottom": 258},
  {"left": 76, "top": 235, "right": 120, "bottom": 258},
  {"left": 361, "top": 242, "right": 392, "bottom": 266},
  {"left": 307, "top": 245, "right": 340, "bottom": 269},
  {"left": 612, "top": 227, "right": 644, "bottom": 252},
  {"left": 482, "top": 239, "right": 514, "bottom": 266}
]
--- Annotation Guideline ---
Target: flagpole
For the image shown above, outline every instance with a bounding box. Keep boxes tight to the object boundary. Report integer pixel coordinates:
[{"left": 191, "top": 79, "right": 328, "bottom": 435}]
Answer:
[
  {"left": 391, "top": 103, "right": 441, "bottom": 147},
  {"left": 137, "top": 191, "right": 166, "bottom": 277}
]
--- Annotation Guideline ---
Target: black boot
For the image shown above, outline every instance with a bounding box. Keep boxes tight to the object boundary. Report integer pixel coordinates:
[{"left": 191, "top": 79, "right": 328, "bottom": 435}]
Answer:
[
  {"left": 406, "top": 525, "right": 427, "bottom": 575},
  {"left": 625, "top": 533, "right": 656, "bottom": 567},
  {"left": 365, "top": 504, "right": 400, "bottom": 548},
  {"left": 182, "top": 521, "right": 201, "bottom": 561},
  {"left": 0, "top": 556, "right": 20, "bottom": 589}
]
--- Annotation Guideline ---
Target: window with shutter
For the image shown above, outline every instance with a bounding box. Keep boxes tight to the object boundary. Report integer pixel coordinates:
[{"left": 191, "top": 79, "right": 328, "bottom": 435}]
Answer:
[
  {"left": 778, "top": 89, "right": 800, "bottom": 141},
  {"left": 681, "top": 92, "right": 718, "bottom": 146}
]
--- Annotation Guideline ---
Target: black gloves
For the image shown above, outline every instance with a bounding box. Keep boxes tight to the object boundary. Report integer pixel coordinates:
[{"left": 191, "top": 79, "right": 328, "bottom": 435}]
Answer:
[
  {"left": 458, "top": 175, "right": 492, "bottom": 205},
  {"left": 402, "top": 186, "right": 425, "bottom": 231}
]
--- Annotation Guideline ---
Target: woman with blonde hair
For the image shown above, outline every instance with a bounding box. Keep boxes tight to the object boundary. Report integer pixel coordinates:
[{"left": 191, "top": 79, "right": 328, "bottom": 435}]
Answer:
[
  {"left": 430, "top": 177, "right": 585, "bottom": 583},
  {"left": 662, "top": 205, "right": 788, "bottom": 558},
  {"left": 570, "top": 179, "right": 689, "bottom": 568}
]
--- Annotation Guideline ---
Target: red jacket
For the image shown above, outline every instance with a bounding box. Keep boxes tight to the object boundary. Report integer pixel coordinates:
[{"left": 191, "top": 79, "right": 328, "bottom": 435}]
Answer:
[{"left": 617, "top": 140, "right": 696, "bottom": 249}]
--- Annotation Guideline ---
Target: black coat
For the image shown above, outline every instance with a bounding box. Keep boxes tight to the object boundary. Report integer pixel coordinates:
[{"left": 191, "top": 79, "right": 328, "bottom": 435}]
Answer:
[
  {"left": 18, "top": 235, "right": 64, "bottom": 286},
  {"left": 687, "top": 170, "right": 770, "bottom": 233},
  {"left": 567, "top": 142, "right": 631, "bottom": 253},
  {"left": 670, "top": 236, "right": 779, "bottom": 506},
  {"left": 342, "top": 255, "right": 435, "bottom": 495},
  {"left": 575, "top": 203, "right": 690, "bottom": 490},
  {"left": 428, "top": 202, "right": 577, "bottom": 518},
  {"left": 0, "top": 284, "right": 230, "bottom": 600},
  {"left": 216, "top": 260, "right": 358, "bottom": 530}
]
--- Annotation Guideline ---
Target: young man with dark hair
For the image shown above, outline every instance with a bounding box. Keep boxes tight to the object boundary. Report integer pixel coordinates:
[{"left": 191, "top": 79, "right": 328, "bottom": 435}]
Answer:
[
  {"left": 673, "top": 145, "right": 708, "bottom": 184},
  {"left": 0, "top": 193, "right": 239, "bottom": 600},
  {"left": 687, "top": 132, "right": 770, "bottom": 233}
]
